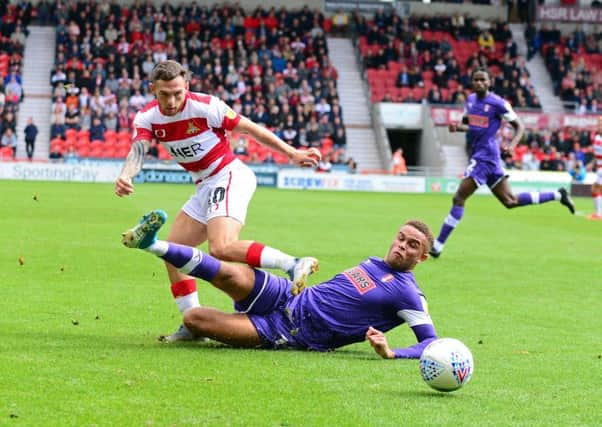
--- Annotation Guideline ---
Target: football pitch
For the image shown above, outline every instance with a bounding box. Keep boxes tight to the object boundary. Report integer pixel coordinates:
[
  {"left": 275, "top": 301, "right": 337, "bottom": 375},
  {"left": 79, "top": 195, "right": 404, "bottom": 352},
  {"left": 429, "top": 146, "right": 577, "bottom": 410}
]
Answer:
[{"left": 1, "top": 180, "right": 600, "bottom": 426}]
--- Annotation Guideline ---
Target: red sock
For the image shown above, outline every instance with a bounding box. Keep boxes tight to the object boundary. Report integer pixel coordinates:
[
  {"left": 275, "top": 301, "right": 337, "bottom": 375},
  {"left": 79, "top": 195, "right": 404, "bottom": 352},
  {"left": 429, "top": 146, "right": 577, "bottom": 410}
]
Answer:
[
  {"left": 246, "top": 241, "right": 265, "bottom": 267},
  {"left": 170, "top": 279, "right": 197, "bottom": 298}
]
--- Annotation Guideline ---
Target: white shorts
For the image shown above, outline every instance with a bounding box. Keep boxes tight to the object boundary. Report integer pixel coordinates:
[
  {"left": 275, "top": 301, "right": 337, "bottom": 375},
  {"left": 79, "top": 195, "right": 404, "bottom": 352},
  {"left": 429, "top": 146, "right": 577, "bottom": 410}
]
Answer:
[
  {"left": 182, "top": 159, "right": 257, "bottom": 225},
  {"left": 597, "top": 169, "right": 602, "bottom": 185}
]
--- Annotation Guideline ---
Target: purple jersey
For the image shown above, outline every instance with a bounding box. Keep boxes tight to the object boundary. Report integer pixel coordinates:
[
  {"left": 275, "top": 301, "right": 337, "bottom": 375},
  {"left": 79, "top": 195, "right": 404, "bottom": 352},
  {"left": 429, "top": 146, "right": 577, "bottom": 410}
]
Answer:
[
  {"left": 242, "top": 257, "right": 435, "bottom": 357},
  {"left": 465, "top": 92, "right": 517, "bottom": 163}
]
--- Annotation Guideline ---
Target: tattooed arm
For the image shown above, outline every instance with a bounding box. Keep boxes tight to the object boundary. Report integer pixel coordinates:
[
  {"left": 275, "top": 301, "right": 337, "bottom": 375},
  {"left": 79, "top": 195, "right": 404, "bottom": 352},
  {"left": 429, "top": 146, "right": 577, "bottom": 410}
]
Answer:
[{"left": 114, "top": 139, "right": 149, "bottom": 197}]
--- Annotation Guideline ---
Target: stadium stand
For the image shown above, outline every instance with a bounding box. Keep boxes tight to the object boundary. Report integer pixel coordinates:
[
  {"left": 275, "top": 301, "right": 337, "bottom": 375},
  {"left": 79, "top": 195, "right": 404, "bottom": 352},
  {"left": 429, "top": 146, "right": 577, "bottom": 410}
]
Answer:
[
  {"left": 47, "top": 2, "right": 346, "bottom": 166},
  {"left": 0, "top": 3, "right": 32, "bottom": 160},
  {"left": 539, "top": 24, "right": 602, "bottom": 113},
  {"left": 355, "top": 10, "right": 543, "bottom": 110}
]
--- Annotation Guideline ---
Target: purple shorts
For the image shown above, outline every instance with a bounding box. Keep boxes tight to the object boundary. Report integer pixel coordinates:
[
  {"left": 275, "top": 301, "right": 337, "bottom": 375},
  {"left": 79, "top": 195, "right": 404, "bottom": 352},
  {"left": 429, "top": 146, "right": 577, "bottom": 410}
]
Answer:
[
  {"left": 464, "top": 158, "right": 507, "bottom": 188},
  {"left": 235, "top": 270, "right": 307, "bottom": 350}
]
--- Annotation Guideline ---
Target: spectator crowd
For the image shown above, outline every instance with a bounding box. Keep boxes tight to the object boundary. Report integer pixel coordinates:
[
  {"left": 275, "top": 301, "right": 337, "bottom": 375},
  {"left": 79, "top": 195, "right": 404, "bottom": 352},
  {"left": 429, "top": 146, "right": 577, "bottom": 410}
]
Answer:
[
  {"left": 0, "top": 2, "right": 32, "bottom": 159},
  {"left": 355, "top": 9, "right": 543, "bottom": 110},
  {"left": 46, "top": 1, "right": 347, "bottom": 165}
]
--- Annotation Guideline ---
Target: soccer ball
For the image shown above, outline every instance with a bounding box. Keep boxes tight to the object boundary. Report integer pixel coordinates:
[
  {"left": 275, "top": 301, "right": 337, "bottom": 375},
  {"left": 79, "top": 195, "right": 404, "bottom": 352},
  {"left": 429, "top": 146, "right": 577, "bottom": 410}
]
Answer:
[{"left": 419, "top": 338, "right": 474, "bottom": 392}]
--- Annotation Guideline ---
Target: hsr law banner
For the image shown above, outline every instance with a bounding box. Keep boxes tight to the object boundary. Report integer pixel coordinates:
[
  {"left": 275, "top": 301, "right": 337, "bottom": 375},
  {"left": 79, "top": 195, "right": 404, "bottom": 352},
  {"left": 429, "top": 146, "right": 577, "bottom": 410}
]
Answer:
[{"left": 537, "top": 6, "right": 602, "bottom": 23}]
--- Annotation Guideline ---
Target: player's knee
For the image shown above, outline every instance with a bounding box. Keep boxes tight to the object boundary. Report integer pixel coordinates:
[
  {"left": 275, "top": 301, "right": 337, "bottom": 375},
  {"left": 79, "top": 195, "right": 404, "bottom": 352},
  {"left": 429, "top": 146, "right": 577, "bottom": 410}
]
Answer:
[
  {"left": 502, "top": 196, "right": 519, "bottom": 209},
  {"left": 209, "top": 243, "right": 233, "bottom": 261},
  {"left": 183, "top": 307, "right": 208, "bottom": 333},
  {"left": 452, "top": 195, "right": 465, "bottom": 206}
]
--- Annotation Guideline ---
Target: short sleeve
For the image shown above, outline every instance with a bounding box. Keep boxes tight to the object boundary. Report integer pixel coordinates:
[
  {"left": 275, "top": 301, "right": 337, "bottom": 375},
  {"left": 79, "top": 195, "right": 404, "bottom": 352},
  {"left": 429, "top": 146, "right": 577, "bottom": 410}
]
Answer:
[
  {"left": 132, "top": 111, "right": 153, "bottom": 142},
  {"left": 501, "top": 100, "right": 518, "bottom": 122},
  {"left": 397, "top": 295, "right": 433, "bottom": 327},
  {"left": 206, "top": 96, "right": 241, "bottom": 130}
]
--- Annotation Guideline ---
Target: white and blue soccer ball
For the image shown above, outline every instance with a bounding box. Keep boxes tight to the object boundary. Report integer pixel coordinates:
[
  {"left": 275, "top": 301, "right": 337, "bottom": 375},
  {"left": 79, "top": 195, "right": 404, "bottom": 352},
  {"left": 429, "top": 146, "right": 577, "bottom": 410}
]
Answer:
[{"left": 419, "top": 338, "right": 474, "bottom": 392}]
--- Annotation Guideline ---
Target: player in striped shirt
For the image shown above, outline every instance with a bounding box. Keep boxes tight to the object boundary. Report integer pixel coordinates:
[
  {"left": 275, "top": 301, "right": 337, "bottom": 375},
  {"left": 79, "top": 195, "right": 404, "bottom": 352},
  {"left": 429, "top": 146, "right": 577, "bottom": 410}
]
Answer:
[
  {"left": 122, "top": 210, "right": 439, "bottom": 359},
  {"left": 116, "top": 61, "right": 321, "bottom": 341},
  {"left": 588, "top": 118, "right": 602, "bottom": 220}
]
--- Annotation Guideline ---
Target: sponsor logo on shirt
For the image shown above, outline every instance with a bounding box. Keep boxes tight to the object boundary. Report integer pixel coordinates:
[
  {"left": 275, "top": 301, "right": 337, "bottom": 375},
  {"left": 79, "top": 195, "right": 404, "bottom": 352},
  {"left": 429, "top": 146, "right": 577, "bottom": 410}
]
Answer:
[
  {"left": 344, "top": 266, "right": 376, "bottom": 294},
  {"left": 225, "top": 107, "right": 237, "bottom": 120},
  {"left": 468, "top": 114, "right": 489, "bottom": 128},
  {"left": 168, "top": 143, "right": 205, "bottom": 158}
]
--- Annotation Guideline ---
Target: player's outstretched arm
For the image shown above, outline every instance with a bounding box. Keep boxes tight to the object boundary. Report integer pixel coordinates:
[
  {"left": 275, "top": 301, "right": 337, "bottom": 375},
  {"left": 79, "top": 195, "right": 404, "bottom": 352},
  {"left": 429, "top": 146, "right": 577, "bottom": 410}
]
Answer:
[
  {"left": 367, "top": 324, "right": 438, "bottom": 360},
  {"left": 234, "top": 116, "right": 321, "bottom": 167},
  {"left": 366, "top": 326, "right": 395, "bottom": 359},
  {"left": 115, "top": 139, "right": 149, "bottom": 197},
  {"left": 392, "top": 324, "right": 437, "bottom": 359}
]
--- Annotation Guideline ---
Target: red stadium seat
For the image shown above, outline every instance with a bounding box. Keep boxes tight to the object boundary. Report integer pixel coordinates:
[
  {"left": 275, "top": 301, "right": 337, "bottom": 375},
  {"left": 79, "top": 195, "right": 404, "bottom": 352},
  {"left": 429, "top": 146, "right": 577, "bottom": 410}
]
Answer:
[
  {"left": 440, "top": 88, "right": 450, "bottom": 103},
  {"left": 117, "top": 130, "right": 131, "bottom": 143},
  {"left": 77, "top": 145, "right": 90, "bottom": 157},
  {"left": 158, "top": 148, "right": 172, "bottom": 161},
  {"left": 102, "top": 147, "right": 117, "bottom": 158},
  {"left": 89, "top": 146, "right": 104, "bottom": 158},
  {"left": 89, "top": 140, "right": 104, "bottom": 153},
  {"left": 413, "top": 87, "right": 425, "bottom": 100},
  {"left": 104, "top": 130, "right": 117, "bottom": 143},
  {"left": 272, "top": 152, "right": 289, "bottom": 164},
  {"left": 50, "top": 138, "right": 64, "bottom": 152},
  {"left": 65, "top": 128, "right": 77, "bottom": 140},
  {"left": 115, "top": 147, "right": 130, "bottom": 158},
  {"left": 0, "top": 146, "right": 13, "bottom": 159}
]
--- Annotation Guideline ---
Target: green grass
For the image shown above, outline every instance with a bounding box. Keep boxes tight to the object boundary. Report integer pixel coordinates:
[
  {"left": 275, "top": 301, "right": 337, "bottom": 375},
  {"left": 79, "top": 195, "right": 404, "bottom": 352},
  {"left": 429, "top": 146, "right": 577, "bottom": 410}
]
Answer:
[{"left": 1, "top": 181, "right": 600, "bottom": 426}]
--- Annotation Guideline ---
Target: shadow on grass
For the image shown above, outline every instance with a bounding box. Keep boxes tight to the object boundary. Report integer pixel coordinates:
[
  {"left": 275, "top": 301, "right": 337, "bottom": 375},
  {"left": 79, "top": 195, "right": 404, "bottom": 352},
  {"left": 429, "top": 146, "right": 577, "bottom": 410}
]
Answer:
[{"left": 3, "top": 328, "right": 430, "bottom": 368}]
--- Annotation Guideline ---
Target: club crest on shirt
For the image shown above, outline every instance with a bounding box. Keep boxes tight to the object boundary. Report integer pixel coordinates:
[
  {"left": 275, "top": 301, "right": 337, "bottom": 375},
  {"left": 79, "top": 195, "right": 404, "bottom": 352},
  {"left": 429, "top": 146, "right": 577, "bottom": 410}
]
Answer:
[
  {"left": 186, "top": 121, "right": 200, "bottom": 135},
  {"left": 343, "top": 266, "right": 376, "bottom": 295},
  {"left": 153, "top": 128, "right": 166, "bottom": 138},
  {"left": 484, "top": 104, "right": 490, "bottom": 112}
]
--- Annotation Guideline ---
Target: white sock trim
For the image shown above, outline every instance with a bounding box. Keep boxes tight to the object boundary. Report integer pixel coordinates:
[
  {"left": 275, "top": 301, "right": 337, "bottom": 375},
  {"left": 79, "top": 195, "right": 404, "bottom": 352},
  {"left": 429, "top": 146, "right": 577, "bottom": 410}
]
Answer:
[
  {"left": 145, "top": 240, "right": 169, "bottom": 256},
  {"left": 444, "top": 214, "right": 460, "bottom": 227},
  {"left": 175, "top": 292, "right": 200, "bottom": 314},
  {"left": 260, "top": 246, "right": 295, "bottom": 272},
  {"left": 180, "top": 248, "right": 202, "bottom": 274},
  {"left": 530, "top": 192, "right": 540, "bottom": 204}
]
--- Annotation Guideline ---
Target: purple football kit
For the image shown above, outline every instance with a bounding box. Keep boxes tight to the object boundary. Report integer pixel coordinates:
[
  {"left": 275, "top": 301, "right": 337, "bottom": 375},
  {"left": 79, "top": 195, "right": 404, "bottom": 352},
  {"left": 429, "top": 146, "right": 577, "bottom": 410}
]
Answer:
[
  {"left": 464, "top": 92, "right": 514, "bottom": 187},
  {"left": 236, "top": 256, "right": 436, "bottom": 358},
  {"left": 151, "top": 240, "right": 437, "bottom": 358},
  {"left": 431, "top": 90, "right": 566, "bottom": 256}
]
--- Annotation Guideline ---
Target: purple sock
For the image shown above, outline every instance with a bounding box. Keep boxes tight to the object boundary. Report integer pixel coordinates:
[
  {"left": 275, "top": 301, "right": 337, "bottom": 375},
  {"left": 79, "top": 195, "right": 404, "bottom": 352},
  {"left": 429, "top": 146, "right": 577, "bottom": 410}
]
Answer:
[
  {"left": 436, "top": 205, "right": 464, "bottom": 244},
  {"left": 161, "top": 243, "right": 221, "bottom": 281},
  {"left": 162, "top": 244, "right": 194, "bottom": 268},
  {"left": 517, "top": 192, "right": 556, "bottom": 206},
  {"left": 539, "top": 192, "right": 555, "bottom": 203}
]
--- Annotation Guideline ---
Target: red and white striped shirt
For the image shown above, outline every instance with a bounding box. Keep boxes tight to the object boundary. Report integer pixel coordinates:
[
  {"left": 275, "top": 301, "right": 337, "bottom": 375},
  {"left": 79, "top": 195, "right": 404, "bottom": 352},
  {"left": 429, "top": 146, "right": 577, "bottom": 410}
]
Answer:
[
  {"left": 594, "top": 133, "right": 602, "bottom": 170},
  {"left": 132, "top": 92, "right": 241, "bottom": 183}
]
